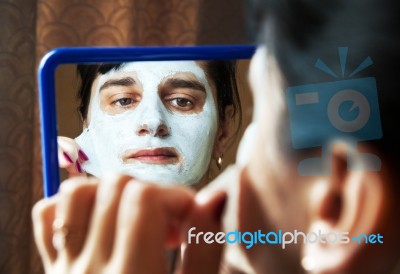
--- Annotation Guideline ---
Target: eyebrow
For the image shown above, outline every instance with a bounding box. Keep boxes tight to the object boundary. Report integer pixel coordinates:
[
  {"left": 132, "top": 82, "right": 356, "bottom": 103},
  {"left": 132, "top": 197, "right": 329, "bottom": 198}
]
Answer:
[
  {"left": 163, "top": 78, "right": 206, "bottom": 93},
  {"left": 99, "top": 77, "right": 136, "bottom": 92}
]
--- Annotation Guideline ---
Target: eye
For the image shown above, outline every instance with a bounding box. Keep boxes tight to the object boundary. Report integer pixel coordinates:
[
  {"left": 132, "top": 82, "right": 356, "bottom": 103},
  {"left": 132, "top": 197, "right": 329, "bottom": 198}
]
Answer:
[
  {"left": 112, "top": 97, "right": 137, "bottom": 107},
  {"left": 111, "top": 97, "right": 137, "bottom": 108},
  {"left": 170, "top": 98, "right": 194, "bottom": 109}
]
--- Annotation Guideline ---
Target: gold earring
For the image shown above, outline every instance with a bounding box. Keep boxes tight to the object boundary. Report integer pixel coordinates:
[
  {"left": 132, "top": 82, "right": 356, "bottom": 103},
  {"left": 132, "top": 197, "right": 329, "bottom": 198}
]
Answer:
[{"left": 216, "top": 154, "right": 223, "bottom": 170}]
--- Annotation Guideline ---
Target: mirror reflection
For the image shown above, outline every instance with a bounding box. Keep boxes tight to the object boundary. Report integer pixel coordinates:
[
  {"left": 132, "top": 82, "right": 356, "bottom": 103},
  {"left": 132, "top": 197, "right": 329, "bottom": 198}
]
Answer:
[{"left": 55, "top": 60, "right": 252, "bottom": 186}]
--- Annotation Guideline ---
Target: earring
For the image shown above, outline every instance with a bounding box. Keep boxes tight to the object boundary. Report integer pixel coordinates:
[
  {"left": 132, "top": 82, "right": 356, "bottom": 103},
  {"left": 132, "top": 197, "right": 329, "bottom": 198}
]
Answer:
[{"left": 216, "top": 154, "right": 223, "bottom": 170}]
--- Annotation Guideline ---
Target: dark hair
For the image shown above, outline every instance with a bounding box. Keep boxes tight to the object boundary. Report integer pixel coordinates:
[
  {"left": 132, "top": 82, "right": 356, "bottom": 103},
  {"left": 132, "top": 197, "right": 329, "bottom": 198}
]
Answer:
[
  {"left": 248, "top": 0, "right": 400, "bottom": 175},
  {"left": 77, "top": 63, "right": 123, "bottom": 120},
  {"left": 76, "top": 60, "right": 242, "bottom": 137}
]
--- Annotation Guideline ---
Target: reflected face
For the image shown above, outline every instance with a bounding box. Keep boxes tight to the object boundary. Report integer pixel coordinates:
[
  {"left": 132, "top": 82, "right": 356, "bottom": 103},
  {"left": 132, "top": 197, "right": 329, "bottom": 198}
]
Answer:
[{"left": 76, "top": 61, "right": 218, "bottom": 185}]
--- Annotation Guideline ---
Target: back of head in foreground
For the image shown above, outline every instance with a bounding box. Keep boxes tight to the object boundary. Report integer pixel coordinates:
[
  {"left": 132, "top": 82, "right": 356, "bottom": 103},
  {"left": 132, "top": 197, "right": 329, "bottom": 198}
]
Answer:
[{"left": 235, "top": 0, "right": 400, "bottom": 273}]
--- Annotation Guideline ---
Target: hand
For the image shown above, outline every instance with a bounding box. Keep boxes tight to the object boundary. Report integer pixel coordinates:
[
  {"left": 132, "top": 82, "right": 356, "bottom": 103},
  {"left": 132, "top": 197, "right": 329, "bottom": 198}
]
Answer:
[
  {"left": 57, "top": 136, "right": 88, "bottom": 176},
  {"left": 32, "top": 174, "right": 226, "bottom": 274}
]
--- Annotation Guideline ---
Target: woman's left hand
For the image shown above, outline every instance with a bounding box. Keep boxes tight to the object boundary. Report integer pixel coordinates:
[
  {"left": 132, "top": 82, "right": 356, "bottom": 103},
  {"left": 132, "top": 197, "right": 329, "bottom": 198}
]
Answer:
[
  {"left": 32, "top": 174, "right": 226, "bottom": 274},
  {"left": 57, "top": 136, "right": 88, "bottom": 176}
]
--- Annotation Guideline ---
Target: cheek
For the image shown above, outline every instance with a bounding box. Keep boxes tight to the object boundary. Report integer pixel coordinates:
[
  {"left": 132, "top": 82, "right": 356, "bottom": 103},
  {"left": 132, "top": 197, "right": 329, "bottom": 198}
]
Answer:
[
  {"left": 171, "top": 87, "right": 219, "bottom": 147},
  {"left": 170, "top": 112, "right": 218, "bottom": 145},
  {"left": 241, "top": 117, "right": 284, "bottom": 191},
  {"left": 89, "top": 110, "right": 135, "bottom": 158},
  {"left": 236, "top": 123, "right": 258, "bottom": 168},
  {"left": 245, "top": 125, "right": 271, "bottom": 185},
  {"left": 169, "top": 111, "right": 218, "bottom": 173},
  {"left": 98, "top": 119, "right": 126, "bottom": 142},
  {"left": 244, "top": 120, "right": 305, "bottom": 225}
]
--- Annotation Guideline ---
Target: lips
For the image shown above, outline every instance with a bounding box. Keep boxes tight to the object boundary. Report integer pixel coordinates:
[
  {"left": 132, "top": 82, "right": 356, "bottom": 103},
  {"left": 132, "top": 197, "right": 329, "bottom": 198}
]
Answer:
[{"left": 122, "top": 147, "right": 180, "bottom": 164}]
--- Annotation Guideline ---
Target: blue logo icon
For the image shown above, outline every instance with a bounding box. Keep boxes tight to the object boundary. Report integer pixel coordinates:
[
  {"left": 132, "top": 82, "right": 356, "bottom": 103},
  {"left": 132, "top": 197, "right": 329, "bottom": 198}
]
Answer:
[{"left": 286, "top": 47, "right": 382, "bottom": 176}]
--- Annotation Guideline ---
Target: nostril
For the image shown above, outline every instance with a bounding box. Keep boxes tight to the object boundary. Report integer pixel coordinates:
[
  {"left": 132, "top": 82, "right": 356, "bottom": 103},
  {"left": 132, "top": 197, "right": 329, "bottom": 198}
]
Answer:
[
  {"left": 137, "top": 128, "right": 149, "bottom": 136},
  {"left": 156, "top": 125, "right": 169, "bottom": 137},
  {"left": 136, "top": 124, "right": 151, "bottom": 136}
]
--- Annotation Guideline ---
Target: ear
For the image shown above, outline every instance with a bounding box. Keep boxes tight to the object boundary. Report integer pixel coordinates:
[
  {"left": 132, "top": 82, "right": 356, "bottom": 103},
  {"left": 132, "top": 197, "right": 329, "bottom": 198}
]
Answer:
[
  {"left": 83, "top": 121, "right": 88, "bottom": 129},
  {"left": 213, "top": 105, "right": 235, "bottom": 159},
  {"left": 80, "top": 112, "right": 89, "bottom": 129},
  {"left": 302, "top": 143, "right": 385, "bottom": 273}
]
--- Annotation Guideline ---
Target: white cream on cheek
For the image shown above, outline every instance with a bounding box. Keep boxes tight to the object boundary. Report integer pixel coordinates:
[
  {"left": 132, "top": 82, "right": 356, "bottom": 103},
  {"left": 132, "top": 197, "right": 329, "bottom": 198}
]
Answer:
[{"left": 75, "top": 61, "right": 218, "bottom": 185}]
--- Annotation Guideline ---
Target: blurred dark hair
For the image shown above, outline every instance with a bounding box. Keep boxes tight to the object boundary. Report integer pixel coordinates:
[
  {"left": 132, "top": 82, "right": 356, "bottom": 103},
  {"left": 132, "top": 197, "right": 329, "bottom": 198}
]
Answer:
[
  {"left": 248, "top": 0, "right": 400, "bottom": 176},
  {"left": 76, "top": 60, "right": 242, "bottom": 138}
]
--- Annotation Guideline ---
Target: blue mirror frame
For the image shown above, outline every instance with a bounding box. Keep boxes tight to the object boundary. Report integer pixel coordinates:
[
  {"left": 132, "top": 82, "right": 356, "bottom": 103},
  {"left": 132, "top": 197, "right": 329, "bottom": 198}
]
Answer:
[{"left": 38, "top": 45, "right": 256, "bottom": 197}]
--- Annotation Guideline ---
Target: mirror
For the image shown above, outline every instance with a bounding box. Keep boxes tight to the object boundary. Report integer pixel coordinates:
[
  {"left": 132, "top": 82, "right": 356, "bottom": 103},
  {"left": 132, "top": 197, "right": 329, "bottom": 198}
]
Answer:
[{"left": 39, "top": 46, "right": 255, "bottom": 197}]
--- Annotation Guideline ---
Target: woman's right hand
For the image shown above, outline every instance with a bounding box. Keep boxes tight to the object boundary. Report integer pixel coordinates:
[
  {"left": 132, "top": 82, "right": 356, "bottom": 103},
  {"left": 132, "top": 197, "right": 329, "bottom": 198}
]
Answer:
[{"left": 57, "top": 136, "right": 89, "bottom": 176}]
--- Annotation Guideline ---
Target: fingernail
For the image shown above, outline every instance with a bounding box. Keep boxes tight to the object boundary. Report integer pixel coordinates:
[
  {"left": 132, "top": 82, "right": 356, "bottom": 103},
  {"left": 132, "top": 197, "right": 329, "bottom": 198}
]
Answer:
[
  {"left": 76, "top": 162, "right": 82, "bottom": 173},
  {"left": 63, "top": 152, "right": 73, "bottom": 163},
  {"left": 78, "top": 150, "right": 89, "bottom": 161},
  {"left": 214, "top": 193, "right": 227, "bottom": 222}
]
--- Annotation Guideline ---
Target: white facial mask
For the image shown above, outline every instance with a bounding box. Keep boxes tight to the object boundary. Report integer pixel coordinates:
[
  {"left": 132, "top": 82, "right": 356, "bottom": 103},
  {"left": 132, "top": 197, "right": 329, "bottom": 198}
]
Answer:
[{"left": 75, "top": 61, "right": 218, "bottom": 185}]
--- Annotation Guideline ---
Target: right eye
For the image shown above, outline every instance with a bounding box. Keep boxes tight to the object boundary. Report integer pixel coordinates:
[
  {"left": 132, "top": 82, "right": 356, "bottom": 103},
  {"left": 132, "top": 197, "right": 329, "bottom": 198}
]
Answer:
[
  {"left": 112, "top": 97, "right": 136, "bottom": 107},
  {"left": 101, "top": 92, "right": 141, "bottom": 114}
]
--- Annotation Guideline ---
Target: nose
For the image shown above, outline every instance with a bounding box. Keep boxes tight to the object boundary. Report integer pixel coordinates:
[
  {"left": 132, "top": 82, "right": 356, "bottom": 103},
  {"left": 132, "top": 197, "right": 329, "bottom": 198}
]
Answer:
[
  {"left": 136, "top": 119, "right": 169, "bottom": 137},
  {"left": 135, "top": 102, "right": 169, "bottom": 137},
  {"left": 134, "top": 90, "right": 170, "bottom": 137}
]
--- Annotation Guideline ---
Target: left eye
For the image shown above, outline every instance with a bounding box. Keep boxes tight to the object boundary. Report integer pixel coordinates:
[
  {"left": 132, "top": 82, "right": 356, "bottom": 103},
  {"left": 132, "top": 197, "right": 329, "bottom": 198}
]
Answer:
[{"left": 171, "top": 98, "right": 193, "bottom": 108}]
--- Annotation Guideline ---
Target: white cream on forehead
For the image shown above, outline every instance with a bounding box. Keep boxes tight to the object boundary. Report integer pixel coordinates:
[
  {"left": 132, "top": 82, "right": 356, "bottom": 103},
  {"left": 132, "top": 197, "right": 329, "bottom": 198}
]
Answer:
[{"left": 75, "top": 61, "right": 218, "bottom": 185}]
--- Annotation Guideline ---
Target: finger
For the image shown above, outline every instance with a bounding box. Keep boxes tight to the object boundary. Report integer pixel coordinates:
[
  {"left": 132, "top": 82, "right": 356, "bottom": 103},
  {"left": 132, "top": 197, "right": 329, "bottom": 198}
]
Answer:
[
  {"left": 32, "top": 195, "right": 59, "bottom": 264},
  {"left": 110, "top": 182, "right": 194, "bottom": 274},
  {"left": 67, "top": 161, "right": 83, "bottom": 176},
  {"left": 78, "top": 149, "right": 89, "bottom": 162},
  {"left": 179, "top": 191, "right": 227, "bottom": 274},
  {"left": 58, "top": 137, "right": 79, "bottom": 165},
  {"left": 58, "top": 137, "right": 86, "bottom": 176},
  {"left": 82, "top": 174, "right": 133, "bottom": 260},
  {"left": 54, "top": 177, "right": 98, "bottom": 259},
  {"left": 60, "top": 158, "right": 83, "bottom": 176},
  {"left": 58, "top": 146, "right": 76, "bottom": 171}
]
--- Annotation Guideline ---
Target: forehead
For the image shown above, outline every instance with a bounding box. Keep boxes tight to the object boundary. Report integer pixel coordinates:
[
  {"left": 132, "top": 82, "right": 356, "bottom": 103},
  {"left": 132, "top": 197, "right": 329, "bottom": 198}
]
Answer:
[{"left": 104, "top": 61, "right": 207, "bottom": 79}]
